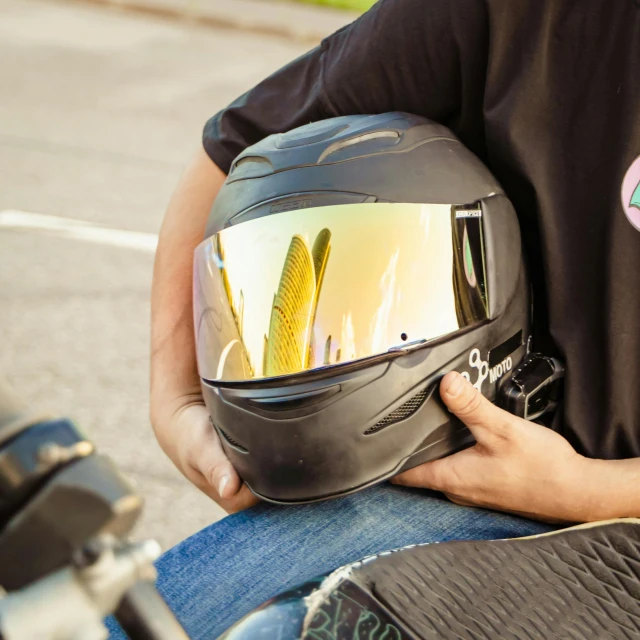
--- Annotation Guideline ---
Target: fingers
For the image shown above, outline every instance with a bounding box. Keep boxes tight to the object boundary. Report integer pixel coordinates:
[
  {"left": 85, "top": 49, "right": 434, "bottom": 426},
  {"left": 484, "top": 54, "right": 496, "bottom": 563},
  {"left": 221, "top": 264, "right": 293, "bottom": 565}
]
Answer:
[
  {"left": 392, "top": 457, "right": 451, "bottom": 492},
  {"left": 176, "top": 404, "right": 259, "bottom": 512},
  {"left": 223, "top": 484, "right": 261, "bottom": 514},
  {"left": 190, "top": 438, "right": 260, "bottom": 512},
  {"left": 192, "top": 425, "right": 242, "bottom": 500},
  {"left": 187, "top": 442, "right": 260, "bottom": 513},
  {"left": 440, "top": 371, "right": 512, "bottom": 444}
]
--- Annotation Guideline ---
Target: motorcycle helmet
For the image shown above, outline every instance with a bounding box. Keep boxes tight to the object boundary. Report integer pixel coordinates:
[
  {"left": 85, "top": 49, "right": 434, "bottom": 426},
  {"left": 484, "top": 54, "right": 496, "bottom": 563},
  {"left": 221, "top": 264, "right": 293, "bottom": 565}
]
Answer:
[{"left": 194, "top": 112, "right": 531, "bottom": 504}]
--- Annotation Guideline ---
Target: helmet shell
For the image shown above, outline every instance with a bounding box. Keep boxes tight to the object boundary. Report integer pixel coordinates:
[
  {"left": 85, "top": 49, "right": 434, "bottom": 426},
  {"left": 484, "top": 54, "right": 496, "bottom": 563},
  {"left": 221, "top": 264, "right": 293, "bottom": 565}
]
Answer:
[{"left": 198, "top": 113, "right": 529, "bottom": 503}]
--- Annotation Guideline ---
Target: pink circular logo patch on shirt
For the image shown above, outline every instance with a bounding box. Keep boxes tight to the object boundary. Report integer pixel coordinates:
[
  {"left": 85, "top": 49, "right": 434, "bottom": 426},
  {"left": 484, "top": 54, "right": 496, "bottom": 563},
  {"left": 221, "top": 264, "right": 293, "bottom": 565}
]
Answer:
[{"left": 621, "top": 155, "right": 640, "bottom": 232}]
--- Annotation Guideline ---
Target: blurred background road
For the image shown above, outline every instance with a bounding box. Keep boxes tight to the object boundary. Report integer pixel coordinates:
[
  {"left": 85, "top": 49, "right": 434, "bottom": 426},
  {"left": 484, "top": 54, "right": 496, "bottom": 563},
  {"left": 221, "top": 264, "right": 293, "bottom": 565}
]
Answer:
[{"left": 0, "top": 0, "right": 356, "bottom": 549}]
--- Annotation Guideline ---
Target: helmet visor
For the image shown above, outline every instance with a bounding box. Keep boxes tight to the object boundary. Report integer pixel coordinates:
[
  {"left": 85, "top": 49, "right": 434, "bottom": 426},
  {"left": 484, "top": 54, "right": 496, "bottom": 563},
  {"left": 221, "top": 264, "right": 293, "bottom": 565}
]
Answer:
[{"left": 194, "top": 202, "right": 488, "bottom": 382}]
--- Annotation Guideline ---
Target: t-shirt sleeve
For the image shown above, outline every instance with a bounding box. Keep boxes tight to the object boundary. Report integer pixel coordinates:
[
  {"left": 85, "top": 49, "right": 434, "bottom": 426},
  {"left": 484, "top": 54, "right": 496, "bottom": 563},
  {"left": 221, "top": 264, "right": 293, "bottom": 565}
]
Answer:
[{"left": 203, "top": 0, "right": 487, "bottom": 173}]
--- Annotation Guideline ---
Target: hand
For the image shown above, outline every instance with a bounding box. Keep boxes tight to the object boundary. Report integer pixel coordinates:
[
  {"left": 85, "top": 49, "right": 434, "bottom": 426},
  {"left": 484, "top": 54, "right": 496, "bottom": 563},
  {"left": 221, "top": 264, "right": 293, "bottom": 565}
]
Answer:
[
  {"left": 148, "top": 149, "right": 257, "bottom": 512},
  {"left": 392, "top": 372, "right": 594, "bottom": 524},
  {"left": 156, "top": 400, "right": 259, "bottom": 514}
]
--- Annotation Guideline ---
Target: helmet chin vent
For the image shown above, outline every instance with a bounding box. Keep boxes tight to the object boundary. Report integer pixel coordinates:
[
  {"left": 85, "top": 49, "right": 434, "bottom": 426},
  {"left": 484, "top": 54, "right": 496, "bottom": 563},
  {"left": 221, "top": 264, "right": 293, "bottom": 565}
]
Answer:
[
  {"left": 364, "top": 386, "right": 434, "bottom": 436},
  {"left": 218, "top": 427, "right": 249, "bottom": 454}
]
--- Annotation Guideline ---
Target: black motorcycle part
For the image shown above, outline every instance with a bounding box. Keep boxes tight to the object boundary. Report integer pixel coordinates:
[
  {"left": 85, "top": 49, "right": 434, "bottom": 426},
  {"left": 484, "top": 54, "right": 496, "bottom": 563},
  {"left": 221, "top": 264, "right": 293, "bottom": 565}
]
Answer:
[
  {"left": 0, "top": 419, "right": 92, "bottom": 524},
  {"left": 221, "top": 519, "right": 640, "bottom": 640},
  {"left": 115, "top": 580, "right": 191, "bottom": 640},
  {"left": 217, "top": 579, "right": 324, "bottom": 640},
  {"left": 0, "top": 442, "right": 142, "bottom": 591}
]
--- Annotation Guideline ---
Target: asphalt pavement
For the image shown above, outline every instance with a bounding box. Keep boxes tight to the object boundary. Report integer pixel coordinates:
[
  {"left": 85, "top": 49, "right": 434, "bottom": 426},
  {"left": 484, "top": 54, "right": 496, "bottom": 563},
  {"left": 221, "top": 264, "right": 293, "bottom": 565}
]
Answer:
[{"left": 0, "top": 0, "right": 313, "bottom": 549}]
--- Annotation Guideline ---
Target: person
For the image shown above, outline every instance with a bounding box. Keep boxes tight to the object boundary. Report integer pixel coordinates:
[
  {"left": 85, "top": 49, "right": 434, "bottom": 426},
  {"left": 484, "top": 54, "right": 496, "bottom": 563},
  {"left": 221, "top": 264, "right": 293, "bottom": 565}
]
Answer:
[{"left": 121, "top": 0, "right": 640, "bottom": 637}]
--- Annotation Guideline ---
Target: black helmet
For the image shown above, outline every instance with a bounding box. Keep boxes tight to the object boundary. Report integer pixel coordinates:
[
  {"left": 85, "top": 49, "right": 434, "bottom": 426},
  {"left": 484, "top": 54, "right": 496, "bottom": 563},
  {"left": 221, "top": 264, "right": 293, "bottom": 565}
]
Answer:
[{"left": 194, "top": 113, "right": 530, "bottom": 504}]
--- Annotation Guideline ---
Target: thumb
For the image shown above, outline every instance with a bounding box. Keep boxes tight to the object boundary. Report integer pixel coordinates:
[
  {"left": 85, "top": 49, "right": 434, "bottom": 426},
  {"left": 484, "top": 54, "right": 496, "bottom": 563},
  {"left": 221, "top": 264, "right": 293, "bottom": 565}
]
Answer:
[
  {"left": 440, "top": 371, "right": 510, "bottom": 444},
  {"left": 194, "top": 426, "right": 243, "bottom": 501}
]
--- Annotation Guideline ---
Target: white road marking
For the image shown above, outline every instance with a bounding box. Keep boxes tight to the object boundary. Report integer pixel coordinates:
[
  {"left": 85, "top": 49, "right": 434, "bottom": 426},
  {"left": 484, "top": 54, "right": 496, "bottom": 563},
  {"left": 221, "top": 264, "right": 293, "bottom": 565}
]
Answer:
[{"left": 0, "top": 210, "right": 158, "bottom": 253}]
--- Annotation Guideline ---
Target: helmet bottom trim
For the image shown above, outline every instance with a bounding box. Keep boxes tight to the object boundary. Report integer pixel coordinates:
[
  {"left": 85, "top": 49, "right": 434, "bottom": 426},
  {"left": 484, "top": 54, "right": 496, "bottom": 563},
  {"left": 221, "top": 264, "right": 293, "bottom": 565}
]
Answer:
[{"left": 243, "top": 425, "right": 475, "bottom": 506}]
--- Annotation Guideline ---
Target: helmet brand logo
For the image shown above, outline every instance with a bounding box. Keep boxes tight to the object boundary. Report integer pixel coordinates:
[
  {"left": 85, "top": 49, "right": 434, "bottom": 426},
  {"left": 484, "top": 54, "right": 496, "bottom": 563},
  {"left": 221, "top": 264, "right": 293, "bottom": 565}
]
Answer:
[
  {"left": 460, "top": 349, "right": 489, "bottom": 391},
  {"left": 461, "top": 348, "right": 512, "bottom": 391},
  {"left": 270, "top": 199, "right": 313, "bottom": 214},
  {"left": 489, "top": 357, "right": 513, "bottom": 384},
  {"left": 621, "top": 155, "right": 640, "bottom": 232}
]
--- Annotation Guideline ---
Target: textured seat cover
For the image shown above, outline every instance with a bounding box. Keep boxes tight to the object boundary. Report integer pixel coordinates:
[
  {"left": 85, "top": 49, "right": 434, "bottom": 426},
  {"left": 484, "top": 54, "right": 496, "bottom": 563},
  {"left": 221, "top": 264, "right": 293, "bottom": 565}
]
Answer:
[{"left": 303, "top": 521, "right": 640, "bottom": 640}]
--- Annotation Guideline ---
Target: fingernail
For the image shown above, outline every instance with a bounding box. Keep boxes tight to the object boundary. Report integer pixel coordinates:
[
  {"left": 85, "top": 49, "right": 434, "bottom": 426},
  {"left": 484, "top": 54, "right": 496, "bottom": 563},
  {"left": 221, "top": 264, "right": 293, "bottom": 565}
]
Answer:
[
  {"left": 218, "top": 474, "right": 230, "bottom": 498},
  {"left": 444, "top": 372, "right": 464, "bottom": 397}
]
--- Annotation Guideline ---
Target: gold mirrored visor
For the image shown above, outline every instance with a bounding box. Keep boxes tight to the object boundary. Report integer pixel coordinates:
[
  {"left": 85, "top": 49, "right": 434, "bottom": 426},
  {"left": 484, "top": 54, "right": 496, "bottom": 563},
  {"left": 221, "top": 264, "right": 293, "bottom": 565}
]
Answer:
[{"left": 194, "top": 203, "right": 488, "bottom": 382}]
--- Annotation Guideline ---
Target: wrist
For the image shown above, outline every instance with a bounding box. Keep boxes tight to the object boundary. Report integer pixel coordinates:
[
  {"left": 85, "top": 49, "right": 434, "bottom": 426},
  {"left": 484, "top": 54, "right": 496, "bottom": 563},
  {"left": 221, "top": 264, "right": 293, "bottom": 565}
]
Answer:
[
  {"left": 548, "top": 452, "right": 598, "bottom": 523},
  {"left": 579, "top": 457, "right": 640, "bottom": 522},
  {"left": 150, "top": 388, "right": 203, "bottom": 457}
]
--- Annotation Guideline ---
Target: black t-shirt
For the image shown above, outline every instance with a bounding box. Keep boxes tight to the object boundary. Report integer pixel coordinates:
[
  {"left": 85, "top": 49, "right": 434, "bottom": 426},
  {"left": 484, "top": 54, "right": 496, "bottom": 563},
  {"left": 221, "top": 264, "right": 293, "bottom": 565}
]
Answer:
[{"left": 203, "top": 0, "right": 640, "bottom": 460}]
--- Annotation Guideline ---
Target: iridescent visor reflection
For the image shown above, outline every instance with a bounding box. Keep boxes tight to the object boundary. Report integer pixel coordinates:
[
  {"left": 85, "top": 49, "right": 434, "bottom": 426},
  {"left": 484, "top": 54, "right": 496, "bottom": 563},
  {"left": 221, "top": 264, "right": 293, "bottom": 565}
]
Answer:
[{"left": 194, "top": 203, "right": 488, "bottom": 382}]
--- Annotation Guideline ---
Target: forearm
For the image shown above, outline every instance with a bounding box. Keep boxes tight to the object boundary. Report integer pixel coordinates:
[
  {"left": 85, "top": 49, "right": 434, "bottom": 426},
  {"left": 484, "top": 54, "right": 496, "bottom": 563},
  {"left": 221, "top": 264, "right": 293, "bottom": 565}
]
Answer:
[
  {"left": 150, "top": 147, "right": 226, "bottom": 455},
  {"left": 581, "top": 457, "right": 640, "bottom": 521}
]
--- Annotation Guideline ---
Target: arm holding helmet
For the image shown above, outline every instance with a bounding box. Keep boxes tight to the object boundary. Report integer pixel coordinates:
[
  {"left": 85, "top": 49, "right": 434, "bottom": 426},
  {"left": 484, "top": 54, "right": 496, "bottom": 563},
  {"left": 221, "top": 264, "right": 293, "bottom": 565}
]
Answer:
[
  {"left": 150, "top": 0, "right": 494, "bottom": 510},
  {"left": 150, "top": 147, "right": 258, "bottom": 512},
  {"left": 393, "top": 372, "right": 640, "bottom": 524},
  {"left": 148, "top": 22, "right": 351, "bottom": 508},
  {"left": 148, "top": 0, "right": 441, "bottom": 508}
]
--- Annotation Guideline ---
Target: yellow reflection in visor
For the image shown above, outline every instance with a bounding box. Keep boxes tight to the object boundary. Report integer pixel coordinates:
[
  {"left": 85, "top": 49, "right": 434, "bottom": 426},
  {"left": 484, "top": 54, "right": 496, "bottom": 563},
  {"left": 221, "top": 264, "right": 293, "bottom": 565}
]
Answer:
[{"left": 195, "top": 202, "right": 487, "bottom": 382}]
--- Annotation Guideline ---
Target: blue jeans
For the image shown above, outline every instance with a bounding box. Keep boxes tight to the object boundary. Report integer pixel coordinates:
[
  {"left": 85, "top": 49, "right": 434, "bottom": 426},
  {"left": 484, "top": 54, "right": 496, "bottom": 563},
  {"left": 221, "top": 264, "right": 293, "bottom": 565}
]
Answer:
[{"left": 108, "top": 485, "right": 556, "bottom": 639}]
